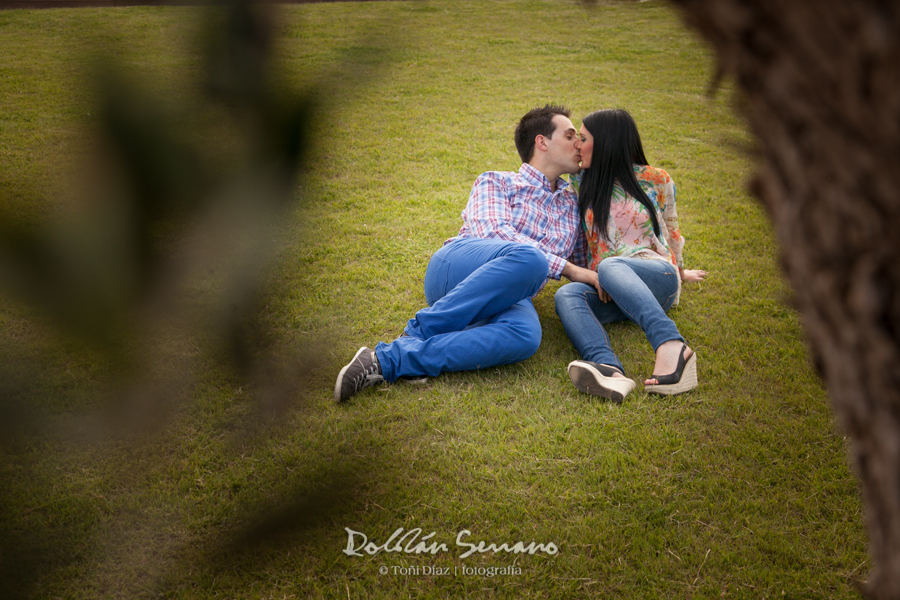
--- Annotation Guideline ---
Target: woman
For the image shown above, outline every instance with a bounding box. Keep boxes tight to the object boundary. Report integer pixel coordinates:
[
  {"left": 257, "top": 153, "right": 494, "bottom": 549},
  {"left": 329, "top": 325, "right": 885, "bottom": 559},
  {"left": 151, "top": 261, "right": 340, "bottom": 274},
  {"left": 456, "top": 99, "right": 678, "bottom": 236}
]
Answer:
[{"left": 555, "top": 108, "right": 706, "bottom": 402}]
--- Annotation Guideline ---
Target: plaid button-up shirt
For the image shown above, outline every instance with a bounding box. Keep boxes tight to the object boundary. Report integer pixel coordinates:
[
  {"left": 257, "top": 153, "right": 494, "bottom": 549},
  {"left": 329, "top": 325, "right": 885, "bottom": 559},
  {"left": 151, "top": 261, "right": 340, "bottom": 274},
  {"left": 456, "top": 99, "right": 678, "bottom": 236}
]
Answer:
[{"left": 447, "top": 163, "right": 588, "bottom": 282}]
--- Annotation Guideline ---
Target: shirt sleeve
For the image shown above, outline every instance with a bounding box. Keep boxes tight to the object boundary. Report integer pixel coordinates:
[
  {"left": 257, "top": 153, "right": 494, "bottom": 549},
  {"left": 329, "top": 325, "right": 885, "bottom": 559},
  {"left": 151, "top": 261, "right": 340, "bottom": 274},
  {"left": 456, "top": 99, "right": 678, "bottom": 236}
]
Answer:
[
  {"left": 567, "top": 227, "right": 589, "bottom": 269},
  {"left": 657, "top": 174, "right": 684, "bottom": 270},
  {"left": 565, "top": 172, "right": 589, "bottom": 269},
  {"left": 462, "top": 172, "right": 568, "bottom": 278}
]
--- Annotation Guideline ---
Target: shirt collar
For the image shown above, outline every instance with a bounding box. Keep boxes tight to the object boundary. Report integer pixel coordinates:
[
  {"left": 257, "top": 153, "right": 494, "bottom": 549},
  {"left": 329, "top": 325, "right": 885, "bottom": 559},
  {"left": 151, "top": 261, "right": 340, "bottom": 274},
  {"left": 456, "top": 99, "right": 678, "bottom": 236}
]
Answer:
[{"left": 519, "top": 163, "right": 569, "bottom": 193}]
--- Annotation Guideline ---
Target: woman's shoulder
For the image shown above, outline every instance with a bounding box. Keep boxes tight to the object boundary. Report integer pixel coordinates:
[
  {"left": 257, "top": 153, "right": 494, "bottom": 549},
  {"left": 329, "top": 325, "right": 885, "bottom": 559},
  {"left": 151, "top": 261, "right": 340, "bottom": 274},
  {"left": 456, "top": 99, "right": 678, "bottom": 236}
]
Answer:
[
  {"left": 633, "top": 164, "right": 672, "bottom": 185},
  {"left": 566, "top": 171, "right": 583, "bottom": 193}
]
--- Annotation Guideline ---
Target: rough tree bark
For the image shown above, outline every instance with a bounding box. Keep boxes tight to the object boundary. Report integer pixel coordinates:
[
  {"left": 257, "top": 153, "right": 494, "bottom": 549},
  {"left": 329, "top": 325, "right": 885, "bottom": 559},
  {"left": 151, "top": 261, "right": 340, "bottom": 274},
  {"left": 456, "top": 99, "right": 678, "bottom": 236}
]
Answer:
[{"left": 668, "top": 0, "right": 900, "bottom": 597}]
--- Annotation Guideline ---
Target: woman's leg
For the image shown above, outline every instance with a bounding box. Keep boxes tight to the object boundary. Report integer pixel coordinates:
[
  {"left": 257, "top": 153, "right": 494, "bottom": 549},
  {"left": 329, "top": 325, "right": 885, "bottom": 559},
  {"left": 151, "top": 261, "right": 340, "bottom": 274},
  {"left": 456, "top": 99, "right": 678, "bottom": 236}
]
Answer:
[
  {"left": 595, "top": 257, "right": 692, "bottom": 382},
  {"left": 555, "top": 283, "right": 638, "bottom": 402},
  {"left": 595, "top": 257, "right": 682, "bottom": 349},
  {"left": 554, "top": 282, "right": 627, "bottom": 373}
]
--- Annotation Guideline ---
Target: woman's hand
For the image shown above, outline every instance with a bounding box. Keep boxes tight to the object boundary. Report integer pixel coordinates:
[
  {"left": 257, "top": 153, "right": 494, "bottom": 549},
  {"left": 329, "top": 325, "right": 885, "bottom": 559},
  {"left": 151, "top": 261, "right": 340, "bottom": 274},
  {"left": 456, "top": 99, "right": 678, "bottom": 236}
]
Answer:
[
  {"left": 680, "top": 268, "right": 707, "bottom": 283},
  {"left": 562, "top": 262, "right": 610, "bottom": 302}
]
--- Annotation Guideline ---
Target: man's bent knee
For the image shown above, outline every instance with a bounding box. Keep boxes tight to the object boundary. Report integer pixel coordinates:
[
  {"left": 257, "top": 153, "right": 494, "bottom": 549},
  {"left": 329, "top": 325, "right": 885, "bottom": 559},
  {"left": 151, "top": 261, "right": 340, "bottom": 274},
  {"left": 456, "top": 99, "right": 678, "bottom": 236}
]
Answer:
[
  {"left": 513, "top": 323, "right": 542, "bottom": 361},
  {"left": 508, "top": 244, "right": 549, "bottom": 280},
  {"left": 496, "top": 300, "right": 542, "bottom": 362}
]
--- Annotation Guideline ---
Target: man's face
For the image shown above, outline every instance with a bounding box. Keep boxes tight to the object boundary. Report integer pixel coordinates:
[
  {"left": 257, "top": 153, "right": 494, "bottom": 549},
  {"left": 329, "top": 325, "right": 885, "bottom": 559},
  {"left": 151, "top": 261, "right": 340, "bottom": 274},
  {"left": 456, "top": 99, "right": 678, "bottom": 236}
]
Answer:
[{"left": 543, "top": 114, "right": 582, "bottom": 175}]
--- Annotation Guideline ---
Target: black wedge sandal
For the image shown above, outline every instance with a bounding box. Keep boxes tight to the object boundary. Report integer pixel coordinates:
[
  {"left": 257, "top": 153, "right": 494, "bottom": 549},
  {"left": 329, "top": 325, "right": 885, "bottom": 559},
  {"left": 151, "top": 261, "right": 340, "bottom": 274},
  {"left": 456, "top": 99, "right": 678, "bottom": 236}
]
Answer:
[{"left": 644, "top": 343, "right": 698, "bottom": 396}]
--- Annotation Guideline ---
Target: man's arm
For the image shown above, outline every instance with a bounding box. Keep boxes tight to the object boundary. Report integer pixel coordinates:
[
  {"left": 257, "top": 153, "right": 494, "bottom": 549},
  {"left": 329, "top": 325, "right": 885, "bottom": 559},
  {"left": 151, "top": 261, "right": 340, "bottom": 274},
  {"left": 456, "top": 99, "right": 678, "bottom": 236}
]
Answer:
[
  {"left": 462, "top": 172, "right": 569, "bottom": 278},
  {"left": 561, "top": 261, "right": 607, "bottom": 300}
]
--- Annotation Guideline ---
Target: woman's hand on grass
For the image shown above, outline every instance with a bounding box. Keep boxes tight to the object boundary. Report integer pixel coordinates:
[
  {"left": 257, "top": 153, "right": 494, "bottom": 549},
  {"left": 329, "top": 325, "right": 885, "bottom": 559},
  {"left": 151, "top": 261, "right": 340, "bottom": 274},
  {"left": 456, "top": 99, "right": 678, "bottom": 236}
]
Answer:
[{"left": 680, "top": 268, "right": 707, "bottom": 283}]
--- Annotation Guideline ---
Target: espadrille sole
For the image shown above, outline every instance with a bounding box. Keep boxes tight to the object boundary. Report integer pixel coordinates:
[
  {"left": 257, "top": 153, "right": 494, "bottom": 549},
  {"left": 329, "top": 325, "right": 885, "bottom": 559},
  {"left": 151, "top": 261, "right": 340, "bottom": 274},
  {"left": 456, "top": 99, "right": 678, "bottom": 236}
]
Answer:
[
  {"left": 567, "top": 361, "right": 636, "bottom": 403},
  {"left": 645, "top": 352, "right": 698, "bottom": 396}
]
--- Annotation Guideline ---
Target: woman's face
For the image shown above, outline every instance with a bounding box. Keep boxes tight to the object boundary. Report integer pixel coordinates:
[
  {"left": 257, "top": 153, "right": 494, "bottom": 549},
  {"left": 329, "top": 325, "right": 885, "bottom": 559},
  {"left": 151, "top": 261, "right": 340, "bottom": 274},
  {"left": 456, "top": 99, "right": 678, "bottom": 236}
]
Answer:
[{"left": 579, "top": 125, "right": 594, "bottom": 169}]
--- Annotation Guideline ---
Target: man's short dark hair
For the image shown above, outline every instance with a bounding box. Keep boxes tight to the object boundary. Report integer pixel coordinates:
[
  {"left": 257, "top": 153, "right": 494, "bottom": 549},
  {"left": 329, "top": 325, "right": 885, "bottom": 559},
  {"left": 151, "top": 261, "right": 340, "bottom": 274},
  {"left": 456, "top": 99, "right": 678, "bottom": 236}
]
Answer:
[{"left": 514, "top": 104, "right": 572, "bottom": 163}]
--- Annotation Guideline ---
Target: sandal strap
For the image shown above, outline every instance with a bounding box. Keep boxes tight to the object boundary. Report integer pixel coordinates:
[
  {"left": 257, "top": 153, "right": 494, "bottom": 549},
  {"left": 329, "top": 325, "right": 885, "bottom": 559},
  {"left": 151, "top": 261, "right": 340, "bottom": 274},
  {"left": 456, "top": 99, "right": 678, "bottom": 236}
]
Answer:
[
  {"left": 649, "top": 344, "right": 689, "bottom": 385},
  {"left": 595, "top": 363, "right": 625, "bottom": 377}
]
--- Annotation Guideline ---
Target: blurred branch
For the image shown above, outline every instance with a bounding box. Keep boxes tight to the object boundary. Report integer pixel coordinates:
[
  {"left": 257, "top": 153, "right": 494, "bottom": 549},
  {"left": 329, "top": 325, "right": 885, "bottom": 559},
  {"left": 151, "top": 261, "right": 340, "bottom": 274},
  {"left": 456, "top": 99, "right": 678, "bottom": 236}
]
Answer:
[
  {"left": 0, "top": 0, "right": 329, "bottom": 433},
  {"left": 0, "top": 2, "right": 398, "bottom": 596},
  {"left": 0, "top": 0, "right": 389, "bottom": 438}
]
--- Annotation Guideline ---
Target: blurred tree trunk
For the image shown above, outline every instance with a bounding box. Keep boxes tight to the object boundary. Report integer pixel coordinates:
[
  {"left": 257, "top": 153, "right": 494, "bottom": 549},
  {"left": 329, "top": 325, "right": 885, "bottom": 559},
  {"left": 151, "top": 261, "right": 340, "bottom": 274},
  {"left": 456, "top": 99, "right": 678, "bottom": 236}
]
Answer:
[{"left": 669, "top": 0, "right": 900, "bottom": 597}]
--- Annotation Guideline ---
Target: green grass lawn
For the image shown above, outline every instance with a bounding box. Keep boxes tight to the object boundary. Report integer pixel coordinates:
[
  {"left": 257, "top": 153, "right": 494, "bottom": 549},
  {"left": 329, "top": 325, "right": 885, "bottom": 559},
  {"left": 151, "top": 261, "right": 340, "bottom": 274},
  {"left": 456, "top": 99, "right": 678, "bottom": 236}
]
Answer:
[{"left": 0, "top": 1, "right": 868, "bottom": 598}]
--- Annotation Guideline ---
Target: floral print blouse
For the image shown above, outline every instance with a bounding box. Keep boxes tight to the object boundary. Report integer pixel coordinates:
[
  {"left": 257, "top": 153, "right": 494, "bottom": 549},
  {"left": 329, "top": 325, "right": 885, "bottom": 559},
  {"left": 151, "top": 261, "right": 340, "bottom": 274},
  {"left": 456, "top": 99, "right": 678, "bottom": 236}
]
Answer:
[{"left": 573, "top": 164, "right": 686, "bottom": 304}]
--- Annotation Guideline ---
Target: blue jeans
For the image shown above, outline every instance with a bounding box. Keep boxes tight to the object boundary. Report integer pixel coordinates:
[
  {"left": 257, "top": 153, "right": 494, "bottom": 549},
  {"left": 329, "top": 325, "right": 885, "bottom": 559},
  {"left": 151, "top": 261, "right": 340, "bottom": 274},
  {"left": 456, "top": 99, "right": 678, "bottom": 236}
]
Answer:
[
  {"left": 375, "top": 238, "right": 548, "bottom": 382},
  {"left": 554, "top": 257, "right": 682, "bottom": 374}
]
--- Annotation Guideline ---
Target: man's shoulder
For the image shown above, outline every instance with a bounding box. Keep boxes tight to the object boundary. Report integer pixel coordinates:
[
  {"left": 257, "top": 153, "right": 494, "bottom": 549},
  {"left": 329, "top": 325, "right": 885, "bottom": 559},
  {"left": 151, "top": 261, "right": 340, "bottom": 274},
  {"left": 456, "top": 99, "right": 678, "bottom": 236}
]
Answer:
[
  {"left": 471, "top": 170, "right": 524, "bottom": 198},
  {"left": 474, "top": 170, "right": 519, "bottom": 184}
]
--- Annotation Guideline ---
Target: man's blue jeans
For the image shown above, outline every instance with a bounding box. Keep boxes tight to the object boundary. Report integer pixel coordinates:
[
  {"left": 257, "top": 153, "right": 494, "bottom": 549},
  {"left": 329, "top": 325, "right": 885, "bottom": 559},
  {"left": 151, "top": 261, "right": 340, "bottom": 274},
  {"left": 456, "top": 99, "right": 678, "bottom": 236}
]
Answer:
[
  {"left": 554, "top": 257, "right": 683, "bottom": 374},
  {"left": 375, "top": 238, "right": 548, "bottom": 382}
]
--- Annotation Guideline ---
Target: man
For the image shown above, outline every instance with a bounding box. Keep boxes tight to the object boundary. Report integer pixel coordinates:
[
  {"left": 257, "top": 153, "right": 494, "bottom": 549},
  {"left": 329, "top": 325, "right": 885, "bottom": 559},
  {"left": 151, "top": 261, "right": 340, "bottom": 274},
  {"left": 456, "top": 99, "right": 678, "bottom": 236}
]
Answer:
[{"left": 334, "top": 104, "right": 601, "bottom": 403}]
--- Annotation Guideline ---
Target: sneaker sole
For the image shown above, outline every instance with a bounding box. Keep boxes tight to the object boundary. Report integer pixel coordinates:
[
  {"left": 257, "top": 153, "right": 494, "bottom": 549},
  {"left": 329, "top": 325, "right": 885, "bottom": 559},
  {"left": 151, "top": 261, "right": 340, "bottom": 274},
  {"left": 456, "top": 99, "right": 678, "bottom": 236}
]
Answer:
[
  {"left": 567, "top": 361, "right": 636, "bottom": 403},
  {"left": 334, "top": 347, "right": 369, "bottom": 403}
]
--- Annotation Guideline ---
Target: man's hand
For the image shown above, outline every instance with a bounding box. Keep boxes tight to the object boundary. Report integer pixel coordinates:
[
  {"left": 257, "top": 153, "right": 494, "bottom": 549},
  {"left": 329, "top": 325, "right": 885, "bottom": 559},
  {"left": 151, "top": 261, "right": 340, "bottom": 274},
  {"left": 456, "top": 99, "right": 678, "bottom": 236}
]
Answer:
[{"left": 561, "top": 262, "right": 610, "bottom": 302}]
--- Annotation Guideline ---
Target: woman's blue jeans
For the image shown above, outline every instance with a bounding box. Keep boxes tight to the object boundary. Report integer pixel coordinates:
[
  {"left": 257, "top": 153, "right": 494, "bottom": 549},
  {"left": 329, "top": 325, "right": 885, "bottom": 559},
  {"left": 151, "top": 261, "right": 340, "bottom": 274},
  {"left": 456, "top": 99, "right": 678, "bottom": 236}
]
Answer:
[
  {"left": 375, "top": 238, "right": 548, "bottom": 382},
  {"left": 554, "top": 257, "right": 682, "bottom": 374}
]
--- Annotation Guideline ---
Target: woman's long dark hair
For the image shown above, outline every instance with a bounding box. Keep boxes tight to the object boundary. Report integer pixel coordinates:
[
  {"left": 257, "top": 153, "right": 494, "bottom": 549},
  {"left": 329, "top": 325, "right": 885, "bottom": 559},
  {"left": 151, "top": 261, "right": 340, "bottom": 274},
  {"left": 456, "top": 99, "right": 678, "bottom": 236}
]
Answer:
[{"left": 578, "top": 109, "right": 660, "bottom": 240}]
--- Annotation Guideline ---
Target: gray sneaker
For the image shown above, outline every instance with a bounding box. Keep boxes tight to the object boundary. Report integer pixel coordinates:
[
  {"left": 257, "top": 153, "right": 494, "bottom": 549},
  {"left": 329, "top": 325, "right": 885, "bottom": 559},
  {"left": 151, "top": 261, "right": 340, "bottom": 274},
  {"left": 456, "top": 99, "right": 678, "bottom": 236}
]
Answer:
[{"left": 334, "top": 347, "right": 384, "bottom": 403}]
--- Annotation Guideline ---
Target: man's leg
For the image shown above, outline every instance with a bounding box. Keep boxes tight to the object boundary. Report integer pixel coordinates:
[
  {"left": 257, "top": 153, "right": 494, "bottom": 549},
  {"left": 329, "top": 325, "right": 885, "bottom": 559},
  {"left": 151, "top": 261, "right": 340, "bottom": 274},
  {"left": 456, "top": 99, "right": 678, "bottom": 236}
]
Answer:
[
  {"left": 334, "top": 299, "right": 542, "bottom": 403},
  {"left": 335, "top": 238, "right": 548, "bottom": 401},
  {"left": 403, "top": 238, "right": 548, "bottom": 340},
  {"left": 376, "top": 297, "right": 541, "bottom": 380},
  {"left": 377, "top": 238, "right": 548, "bottom": 382}
]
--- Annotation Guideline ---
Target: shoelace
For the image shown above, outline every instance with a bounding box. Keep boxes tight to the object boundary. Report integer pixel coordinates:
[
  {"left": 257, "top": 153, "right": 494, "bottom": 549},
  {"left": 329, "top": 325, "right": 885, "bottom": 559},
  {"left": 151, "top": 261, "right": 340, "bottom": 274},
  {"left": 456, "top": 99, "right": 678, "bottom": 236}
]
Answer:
[
  {"left": 360, "top": 373, "right": 383, "bottom": 388},
  {"left": 350, "top": 353, "right": 383, "bottom": 392}
]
